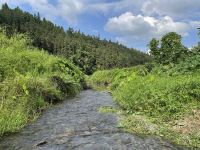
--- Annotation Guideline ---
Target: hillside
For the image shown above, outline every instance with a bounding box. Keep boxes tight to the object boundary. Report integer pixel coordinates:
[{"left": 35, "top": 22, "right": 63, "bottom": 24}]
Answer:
[{"left": 0, "top": 3, "right": 151, "bottom": 74}]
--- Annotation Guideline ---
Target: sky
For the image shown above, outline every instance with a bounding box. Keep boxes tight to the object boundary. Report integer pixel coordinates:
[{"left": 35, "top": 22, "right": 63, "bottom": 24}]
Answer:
[{"left": 0, "top": 0, "right": 200, "bottom": 52}]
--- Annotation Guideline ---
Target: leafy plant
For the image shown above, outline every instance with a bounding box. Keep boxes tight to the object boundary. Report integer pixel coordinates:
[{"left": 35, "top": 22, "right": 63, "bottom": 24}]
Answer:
[{"left": 0, "top": 30, "right": 84, "bottom": 136}]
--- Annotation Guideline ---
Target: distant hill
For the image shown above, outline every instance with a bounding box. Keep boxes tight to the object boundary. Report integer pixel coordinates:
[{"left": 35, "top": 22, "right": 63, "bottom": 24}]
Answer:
[{"left": 0, "top": 3, "right": 151, "bottom": 74}]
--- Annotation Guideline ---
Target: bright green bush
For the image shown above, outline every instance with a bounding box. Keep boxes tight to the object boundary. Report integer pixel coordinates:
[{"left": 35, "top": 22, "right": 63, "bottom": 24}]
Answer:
[
  {"left": 0, "top": 31, "right": 84, "bottom": 136},
  {"left": 87, "top": 66, "right": 148, "bottom": 90},
  {"left": 87, "top": 69, "right": 123, "bottom": 88}
]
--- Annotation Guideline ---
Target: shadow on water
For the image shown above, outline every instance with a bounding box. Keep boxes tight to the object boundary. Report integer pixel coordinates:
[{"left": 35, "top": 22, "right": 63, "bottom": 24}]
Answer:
[{"left": 0, "top": 90, "right": 190, "bottom": 150}]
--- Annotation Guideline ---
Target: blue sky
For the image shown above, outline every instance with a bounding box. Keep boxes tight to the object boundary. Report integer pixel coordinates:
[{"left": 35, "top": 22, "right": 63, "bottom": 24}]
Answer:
[{"left": 1, "top": 0, "right": 200, "bottom": 52}]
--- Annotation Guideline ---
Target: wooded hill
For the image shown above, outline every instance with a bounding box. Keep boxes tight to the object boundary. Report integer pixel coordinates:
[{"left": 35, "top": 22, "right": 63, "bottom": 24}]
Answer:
[{"left": 0, "top": 3, "right": 151, "bottom": 74}]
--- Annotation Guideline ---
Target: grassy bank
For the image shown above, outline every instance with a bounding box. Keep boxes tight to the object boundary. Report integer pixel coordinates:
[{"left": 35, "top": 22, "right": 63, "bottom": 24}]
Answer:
[
  {"left": 87, "top": 65, "right": 200, "bottom": 148},
  {"left": 0, "top": 31, "right": 84, "bottom": 137}
]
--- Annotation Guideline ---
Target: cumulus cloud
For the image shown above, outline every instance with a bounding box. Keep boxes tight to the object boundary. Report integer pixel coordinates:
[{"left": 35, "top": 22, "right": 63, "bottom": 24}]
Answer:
[
  {"left": 105, "top": 12, "right": 191, "bottom": 40},
  {"left": 0, "top": 0, "right": 85, "bottom": 24},
  {"left": 56, "top": 0, "right": 84, "bottom": 23},
  {"left": 2, "top": 0, "right": 199, "bottom": 25},
  {"left": 142, "top": 0, "right": 200, "bottom": 18},
  {"left": 0, "top": 0, "right": 144, "bottom": 23}
]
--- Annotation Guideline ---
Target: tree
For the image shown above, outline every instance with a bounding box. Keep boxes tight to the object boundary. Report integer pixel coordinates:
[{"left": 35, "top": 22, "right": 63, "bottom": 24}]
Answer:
[
  {"left": 149, "top": 32, "right": 187, "bottom": 64},
  {"left": 1, "top": 3, "right": 9, "bottom": 11},
  {"left": 149, "top": 38, "right": 160, "bottom": 63},
  {"left": 160, "top": 32, "right": 187, "bottom": 64},
  {"left": 71, "top": 50, "right": 97, "bottom": 75},
  {"left": 0, "top": 4, "right": 151, "bottom": 74}
]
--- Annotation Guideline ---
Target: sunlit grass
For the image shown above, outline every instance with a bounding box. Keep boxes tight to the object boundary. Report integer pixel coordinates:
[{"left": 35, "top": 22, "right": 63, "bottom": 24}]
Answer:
[
  {"left": 0, "top": 31, "right": 84, "bottom": 137},
  {"left": 88, "top": 66, "right": 200, "bottom": 148}
]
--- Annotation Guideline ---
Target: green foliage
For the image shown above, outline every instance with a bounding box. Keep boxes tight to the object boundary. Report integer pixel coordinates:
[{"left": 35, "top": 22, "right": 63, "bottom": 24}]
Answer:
[
  {"left": 87, "top": 67, "right": 135, "bottom": 90},
  {"left": 0, "top": 4, "right": 151, "bottom": 74},
  {"left": 167, "top": 55, "right": 200, "bottom": 75},
  {"left": 88, "top": 61, "right": 200, "bottom": 148},
  {"left": 160, "top": 32, "right": 187, "bottom": 63},
  {"left": 149, "top": 38, "right": 160, "bottom": 63},
  {"left": 151, "top": 48, "right": 200, "bottom": 76},
  {"left": 149, "top": 32, "right": 188, "bottom": 64},
  {"left": 113, "top": 74, "right": 199, "bottom": 121},
  {"left": 0, "top": 31, "right": 84, "bottom": 136},
  {"left": 71, "top": 50, "right": 97, "bottom": 75}
]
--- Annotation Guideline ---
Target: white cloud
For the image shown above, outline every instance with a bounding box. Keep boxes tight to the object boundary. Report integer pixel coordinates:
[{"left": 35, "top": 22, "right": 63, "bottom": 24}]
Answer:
[
  {"left": 0, "top": 0, "right": 85, "bottom": 24},
  {"left": 56, "top": 0, "right": 84, "bottom": 24},
  {"left": 87, "top": 0, "right": 142, "bottom": 14},
  {"left": 142, "top": 0, "right": 200, "bottom": 18},
  {"left": 2, "top": 0, "right": 199, "bottom": 25},
  {"left": 0, "top": 0, "right": 144, "bottom": 23},
  {"left": 190, "top": 21, "right": 200, "bottom": 28},
  {"left": 105, "top": 12, "right": 191, "bottom": 40}
]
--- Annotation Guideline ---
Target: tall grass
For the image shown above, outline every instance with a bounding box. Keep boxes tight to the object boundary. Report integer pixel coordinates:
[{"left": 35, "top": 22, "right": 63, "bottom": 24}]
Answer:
[
  {"left": 0, "top": 31, "right": 84, "bottom": 136},
  {"left": 88, "top": 65, "right": 200, "bottom": 148}
]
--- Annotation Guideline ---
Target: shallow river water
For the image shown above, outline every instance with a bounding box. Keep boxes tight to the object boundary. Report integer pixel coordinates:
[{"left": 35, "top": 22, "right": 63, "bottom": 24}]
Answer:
[{"left": 0, "top": 90, "right": 188, "bottom": 150}]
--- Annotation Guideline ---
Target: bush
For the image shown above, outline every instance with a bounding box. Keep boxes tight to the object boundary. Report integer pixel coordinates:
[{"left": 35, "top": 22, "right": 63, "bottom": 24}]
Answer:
[{"left": 0, "top": 31, "right": 84, "bottom": 136}]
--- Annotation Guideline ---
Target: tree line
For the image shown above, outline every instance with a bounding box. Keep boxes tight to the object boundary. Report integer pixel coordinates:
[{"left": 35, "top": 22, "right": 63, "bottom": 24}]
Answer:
[{"left": 0, "top": 3, "right": 151, "bottom": 74}]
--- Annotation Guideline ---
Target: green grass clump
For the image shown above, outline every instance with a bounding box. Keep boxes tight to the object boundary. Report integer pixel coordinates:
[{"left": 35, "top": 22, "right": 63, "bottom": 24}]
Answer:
[
  {"left": 113, "top": 73, "right": 200, "bottom": 121},
  {"left": 86, "top": 66, "right": 147, "bottom": 90},
  {"left": 0, "top": 31, "right": 84, "bottom": 136},
  {"left": 99, "top": 106, "right": 118, "bottom": 114},
  {"left": 88, "top": 65, "right": 200, "bottom": 148}
]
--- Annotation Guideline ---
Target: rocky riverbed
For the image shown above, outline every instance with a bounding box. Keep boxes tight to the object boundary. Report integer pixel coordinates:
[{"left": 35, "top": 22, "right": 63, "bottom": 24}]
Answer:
[{"left": 0, "top": 90, "right": 188, "bottom": 150}]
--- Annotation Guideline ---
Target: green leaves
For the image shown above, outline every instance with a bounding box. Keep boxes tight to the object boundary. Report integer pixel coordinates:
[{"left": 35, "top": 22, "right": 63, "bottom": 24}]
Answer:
[
  {"left": 149, "top": 38, "right": 160, "bottom": 63},
  {"left": 0, "top": 30, "right": 84, "bottom": 136},
  {"left": 22, "top": 84, "right": 29, "bottom": 95},
  {"left": 149, "top": 32, "right": 188, "bottom": 65}
]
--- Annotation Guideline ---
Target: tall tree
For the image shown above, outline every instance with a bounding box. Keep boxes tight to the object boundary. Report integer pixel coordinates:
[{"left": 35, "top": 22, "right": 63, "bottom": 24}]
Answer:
[
  {"left": 160, "top": 32, "right": 187, "bottom": 64},
  {"left": 149, "top": 32, "right": 188, "bottom": 64}
]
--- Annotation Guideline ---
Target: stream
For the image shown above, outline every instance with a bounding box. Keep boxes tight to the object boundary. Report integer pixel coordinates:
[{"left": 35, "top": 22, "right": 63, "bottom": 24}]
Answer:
[{"left": 0, "top": 90, "right": 188, "bottom": 150}]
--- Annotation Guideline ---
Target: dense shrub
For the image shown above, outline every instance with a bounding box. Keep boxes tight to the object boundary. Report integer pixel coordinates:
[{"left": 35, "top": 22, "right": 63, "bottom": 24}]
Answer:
[
  {"left": 0, "top": 31, "right": 84, "bottom": 136},
  {"left": 113, "top": 74, "right": 200, "bottom": 121}
]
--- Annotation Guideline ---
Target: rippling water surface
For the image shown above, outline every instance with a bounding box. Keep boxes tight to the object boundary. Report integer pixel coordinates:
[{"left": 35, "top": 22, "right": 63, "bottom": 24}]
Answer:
[{"left": 0, "top": 90, "right": 188, "bottom": 150}]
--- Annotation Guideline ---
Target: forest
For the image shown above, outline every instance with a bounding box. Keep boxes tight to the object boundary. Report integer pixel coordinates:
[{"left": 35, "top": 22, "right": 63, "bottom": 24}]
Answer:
[
  {"left": 0, "top": 3, "right": 151, "bottom": 75},
  {"left": 0, "top": 3, "right": 200, "bottom": 149}
]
